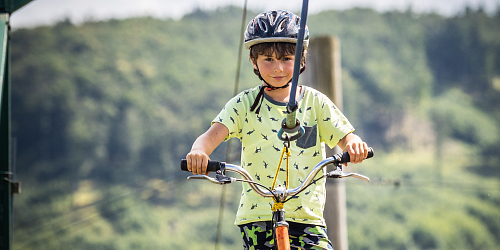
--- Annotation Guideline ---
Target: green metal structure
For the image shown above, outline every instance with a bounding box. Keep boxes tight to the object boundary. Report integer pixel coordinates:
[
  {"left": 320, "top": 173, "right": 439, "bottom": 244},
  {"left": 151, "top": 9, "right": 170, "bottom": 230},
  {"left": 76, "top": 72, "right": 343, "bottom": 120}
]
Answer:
[{"left": 0, "top": 1, "right": 32, "bottom": 249}]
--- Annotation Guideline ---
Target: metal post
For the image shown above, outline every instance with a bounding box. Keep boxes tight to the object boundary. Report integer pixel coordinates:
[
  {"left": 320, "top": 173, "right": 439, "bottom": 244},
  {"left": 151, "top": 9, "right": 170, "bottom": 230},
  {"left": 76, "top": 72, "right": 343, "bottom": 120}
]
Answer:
[
  {"left": 0, "top": 12, "right": 11, "bottom": 250},
  {"left": 0, "top": 3, "right": 37, "bottom": 249},
  {"left": 301, "top": 36, "right": 348, "bottom": 250}
]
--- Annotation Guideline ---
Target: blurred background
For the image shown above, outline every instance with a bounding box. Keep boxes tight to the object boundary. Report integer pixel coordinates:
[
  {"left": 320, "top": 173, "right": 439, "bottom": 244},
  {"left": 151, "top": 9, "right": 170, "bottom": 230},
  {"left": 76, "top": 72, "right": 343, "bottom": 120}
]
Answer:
[{"left": 9, "top": 0, "right": 500, "bottom": 249}]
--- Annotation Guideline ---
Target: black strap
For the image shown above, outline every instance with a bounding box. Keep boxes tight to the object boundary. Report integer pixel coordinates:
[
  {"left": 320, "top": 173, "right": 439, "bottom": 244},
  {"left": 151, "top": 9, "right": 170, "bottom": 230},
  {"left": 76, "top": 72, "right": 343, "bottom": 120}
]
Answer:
[{"left": 250, "top": 82, "right": 289, "bottom": 114}]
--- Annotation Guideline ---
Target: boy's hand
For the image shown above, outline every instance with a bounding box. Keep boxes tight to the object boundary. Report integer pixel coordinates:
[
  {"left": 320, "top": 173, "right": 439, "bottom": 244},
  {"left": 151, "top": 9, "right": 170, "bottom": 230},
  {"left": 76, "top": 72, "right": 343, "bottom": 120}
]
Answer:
[
  {"left": 338, "top": 133, "right": 369, "bottom": 165},
  {"left": 186, "top": 150, "right": 210, "bottom": 175},
  {"left": 185, "top": 122, "right": 229, "bottom": 175},
  {"left": 345, "top": 141, "right": 369, "bottom": 164}
]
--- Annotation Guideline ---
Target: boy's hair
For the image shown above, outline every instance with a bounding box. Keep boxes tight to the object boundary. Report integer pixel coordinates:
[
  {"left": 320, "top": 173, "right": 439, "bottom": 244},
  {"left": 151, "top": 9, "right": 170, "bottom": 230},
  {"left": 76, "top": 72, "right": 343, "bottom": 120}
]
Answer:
[{"left": 249, "top": 42, "right": 307, "bottom": 78}]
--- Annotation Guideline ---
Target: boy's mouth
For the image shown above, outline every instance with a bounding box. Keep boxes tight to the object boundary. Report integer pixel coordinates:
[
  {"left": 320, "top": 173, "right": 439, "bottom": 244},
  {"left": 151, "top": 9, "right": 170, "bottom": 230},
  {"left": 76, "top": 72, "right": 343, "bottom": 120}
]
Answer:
[{"left": 272, "top": 76, "right": 287, "bottom": 81}]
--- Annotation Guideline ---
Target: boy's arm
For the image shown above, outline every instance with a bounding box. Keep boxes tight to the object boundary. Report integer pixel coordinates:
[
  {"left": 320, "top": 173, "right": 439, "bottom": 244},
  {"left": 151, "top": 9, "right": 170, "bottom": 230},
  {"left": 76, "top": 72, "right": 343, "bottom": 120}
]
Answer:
[
  {"left": 186, "top": 122, "right": 229, "bottom": 175},
  {"left": 337, "top": 132, "right": 369, "bottom": 164}
]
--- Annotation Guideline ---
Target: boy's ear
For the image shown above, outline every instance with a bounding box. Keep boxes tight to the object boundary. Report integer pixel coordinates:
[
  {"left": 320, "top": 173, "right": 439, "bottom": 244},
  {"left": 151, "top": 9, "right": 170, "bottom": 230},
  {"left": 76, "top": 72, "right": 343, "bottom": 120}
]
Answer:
[{"left": 251, "top": 58, "right": 258, "bottom": 70}]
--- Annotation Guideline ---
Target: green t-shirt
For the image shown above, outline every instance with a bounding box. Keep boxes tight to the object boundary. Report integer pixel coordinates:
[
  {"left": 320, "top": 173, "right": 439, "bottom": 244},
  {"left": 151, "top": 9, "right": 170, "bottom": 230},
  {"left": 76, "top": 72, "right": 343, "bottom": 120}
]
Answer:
[{"left": 213, "top": 85, "right": 354, "bottom": 226}]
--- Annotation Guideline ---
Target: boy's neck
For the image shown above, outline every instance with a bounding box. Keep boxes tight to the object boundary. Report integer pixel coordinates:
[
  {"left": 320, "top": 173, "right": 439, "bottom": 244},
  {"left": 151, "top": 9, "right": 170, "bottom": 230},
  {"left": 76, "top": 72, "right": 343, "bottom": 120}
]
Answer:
[{"left": 264, "top": 84, "right": 301, "bottom": 103}]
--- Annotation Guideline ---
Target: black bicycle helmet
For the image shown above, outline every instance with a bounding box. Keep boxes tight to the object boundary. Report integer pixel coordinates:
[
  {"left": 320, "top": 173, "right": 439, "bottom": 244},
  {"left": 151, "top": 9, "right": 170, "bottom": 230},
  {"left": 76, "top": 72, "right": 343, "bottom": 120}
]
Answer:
[{"left": 244, "top": 10, "right": 309, "bottom": 50}]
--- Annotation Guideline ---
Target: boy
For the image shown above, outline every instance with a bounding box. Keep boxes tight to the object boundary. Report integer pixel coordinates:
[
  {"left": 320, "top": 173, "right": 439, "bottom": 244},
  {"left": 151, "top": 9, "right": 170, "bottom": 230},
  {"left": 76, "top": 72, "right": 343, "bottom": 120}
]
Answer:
[{"left": 186, "top": 10, "right": 369, "bottom": 250}]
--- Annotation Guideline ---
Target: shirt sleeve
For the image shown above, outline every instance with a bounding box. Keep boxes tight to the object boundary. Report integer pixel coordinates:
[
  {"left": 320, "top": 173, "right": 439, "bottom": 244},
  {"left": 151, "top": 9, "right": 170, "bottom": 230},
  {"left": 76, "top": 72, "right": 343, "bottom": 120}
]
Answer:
[
  {"left": 212, "top": 94, "right": 245, "bottom": 141},
  {"left": 317, "top": 94, "right": 355, "bottom": 148}
]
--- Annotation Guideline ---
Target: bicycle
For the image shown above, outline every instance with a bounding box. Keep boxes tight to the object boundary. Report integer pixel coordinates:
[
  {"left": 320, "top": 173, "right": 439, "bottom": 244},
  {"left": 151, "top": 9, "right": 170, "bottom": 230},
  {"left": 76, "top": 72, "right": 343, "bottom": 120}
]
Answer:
[{"left": 181, "top": 147, "right": 374, "bottom": 250}]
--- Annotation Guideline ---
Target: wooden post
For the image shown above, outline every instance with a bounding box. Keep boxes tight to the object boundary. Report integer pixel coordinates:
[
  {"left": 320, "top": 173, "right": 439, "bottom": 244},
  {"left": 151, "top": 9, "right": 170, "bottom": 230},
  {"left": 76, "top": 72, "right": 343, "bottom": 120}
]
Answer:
[{"left": 301, "top": 36, "right": 348, "bottom": 250}]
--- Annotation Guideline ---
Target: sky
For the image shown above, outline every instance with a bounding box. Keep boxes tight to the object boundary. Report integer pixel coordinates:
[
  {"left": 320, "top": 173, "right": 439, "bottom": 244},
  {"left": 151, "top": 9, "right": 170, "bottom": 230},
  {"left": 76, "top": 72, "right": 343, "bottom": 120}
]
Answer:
[{"left": 9, "top": 0, "right": 500, "bottom": 28}]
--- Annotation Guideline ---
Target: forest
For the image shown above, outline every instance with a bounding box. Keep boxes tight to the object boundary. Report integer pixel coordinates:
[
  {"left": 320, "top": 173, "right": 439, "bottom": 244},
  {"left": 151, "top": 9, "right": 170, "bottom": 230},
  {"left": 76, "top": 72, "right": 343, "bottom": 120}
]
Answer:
[{"left": 10, "top": 5, "right": 500, "bottom": 250}]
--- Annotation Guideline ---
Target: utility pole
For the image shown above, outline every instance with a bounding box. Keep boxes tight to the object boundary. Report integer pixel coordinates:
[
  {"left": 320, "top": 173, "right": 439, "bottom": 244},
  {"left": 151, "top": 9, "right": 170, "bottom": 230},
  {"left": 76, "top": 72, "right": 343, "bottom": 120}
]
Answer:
[
  {"left": 301, "top": 36, "right": 348, "bottom": 250},
  {"left": 0, "top": 1, "right": 32, "bottom": 249}
]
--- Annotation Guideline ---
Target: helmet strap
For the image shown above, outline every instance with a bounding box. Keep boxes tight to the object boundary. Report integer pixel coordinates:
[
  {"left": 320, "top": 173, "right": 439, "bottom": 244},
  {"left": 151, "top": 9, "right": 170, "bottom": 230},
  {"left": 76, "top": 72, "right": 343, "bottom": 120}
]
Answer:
[{"left": 250, "top": 80, "right": 289, "bottom": 115}]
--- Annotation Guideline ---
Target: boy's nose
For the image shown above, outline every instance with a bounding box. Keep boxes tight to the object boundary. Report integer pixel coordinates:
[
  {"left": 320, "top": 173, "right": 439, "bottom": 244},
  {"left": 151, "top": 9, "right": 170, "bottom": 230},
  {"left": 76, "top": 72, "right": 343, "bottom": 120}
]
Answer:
[{"left": 274, "top": 61, "right": 283, "bottom": 72}]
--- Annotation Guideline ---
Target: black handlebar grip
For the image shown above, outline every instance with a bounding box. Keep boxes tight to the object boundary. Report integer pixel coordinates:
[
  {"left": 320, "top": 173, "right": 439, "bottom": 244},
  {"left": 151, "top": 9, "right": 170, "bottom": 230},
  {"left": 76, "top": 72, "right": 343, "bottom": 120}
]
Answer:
[
  {"left": 180, "top": 159, "right": 222, "bottom": 172},
  {"left": 337, "top": 147, "right": 374, "bottom": 164}
]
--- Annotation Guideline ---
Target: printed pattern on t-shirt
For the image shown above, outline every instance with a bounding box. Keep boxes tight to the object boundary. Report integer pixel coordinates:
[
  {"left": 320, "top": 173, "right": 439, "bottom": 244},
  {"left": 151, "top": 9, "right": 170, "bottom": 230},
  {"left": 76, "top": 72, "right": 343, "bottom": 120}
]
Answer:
[{"left": 212, "top": 85, "right": 354, "bottom": 226}]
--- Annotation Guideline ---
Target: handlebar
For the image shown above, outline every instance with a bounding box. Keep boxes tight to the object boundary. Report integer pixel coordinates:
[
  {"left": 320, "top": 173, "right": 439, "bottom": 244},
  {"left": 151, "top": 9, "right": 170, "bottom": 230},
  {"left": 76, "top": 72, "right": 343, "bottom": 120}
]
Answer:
[
  {"left": 180, "top": 148, "right": 373, "bottom": 172},
  {"left": 180, "top": 148, "right": 374, "bottom": 200}
]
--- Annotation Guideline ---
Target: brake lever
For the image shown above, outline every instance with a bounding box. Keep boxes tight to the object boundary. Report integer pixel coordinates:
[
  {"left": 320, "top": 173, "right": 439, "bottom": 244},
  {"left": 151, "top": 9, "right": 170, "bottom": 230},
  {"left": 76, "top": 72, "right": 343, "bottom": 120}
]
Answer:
[
  {"left": 326, "top": 164, "right": 370, "bottom": 182},
  {"left": 187, "top": 175, "right": 219, "bottom": 184},
  {"left": 186, "top": 174, "right": 236, "bottom": 185},
  {"left": 340, "top": 172, "right": 370, "bottom": 182}
]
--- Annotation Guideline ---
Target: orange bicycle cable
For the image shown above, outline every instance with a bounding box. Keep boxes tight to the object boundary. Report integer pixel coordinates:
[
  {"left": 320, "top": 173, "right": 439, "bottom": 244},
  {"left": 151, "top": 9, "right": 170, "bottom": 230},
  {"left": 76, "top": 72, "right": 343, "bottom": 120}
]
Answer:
[
  {"left": 271, "top": 148, "right": 286, "bottom": 190},
  {"left": 271, "top": 146, "right": 291, "bottom": 191},
  {"left": 285, "top": 148, "right": 290, "bottom": 190}
]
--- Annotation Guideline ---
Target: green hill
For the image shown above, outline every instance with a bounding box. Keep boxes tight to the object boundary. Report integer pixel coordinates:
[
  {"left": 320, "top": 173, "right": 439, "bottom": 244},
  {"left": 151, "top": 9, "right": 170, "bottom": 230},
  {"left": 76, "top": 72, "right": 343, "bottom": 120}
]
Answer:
[{"left": 10, "top": 6, "right": 500, "bottom": 250}]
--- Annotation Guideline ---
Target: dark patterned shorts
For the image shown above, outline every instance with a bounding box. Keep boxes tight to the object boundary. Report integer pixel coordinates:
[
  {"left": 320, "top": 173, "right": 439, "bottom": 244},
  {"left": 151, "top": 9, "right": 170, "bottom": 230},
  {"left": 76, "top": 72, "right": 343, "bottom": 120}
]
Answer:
[{"left": 239, "top": 221, "right": 334, "bottom": 250}]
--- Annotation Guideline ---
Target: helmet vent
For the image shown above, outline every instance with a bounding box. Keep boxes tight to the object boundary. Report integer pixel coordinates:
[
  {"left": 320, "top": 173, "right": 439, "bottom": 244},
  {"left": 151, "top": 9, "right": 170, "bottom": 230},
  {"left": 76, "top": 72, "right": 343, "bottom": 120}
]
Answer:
[
  {"left": 258, "top": 18, "right": 268, "bottom": 33},
  {"left": 277, "top": 17, "right": 289, "bottom": 32},
  {"left": 269, "top": 11, "right": 278, "bottom": 25}
]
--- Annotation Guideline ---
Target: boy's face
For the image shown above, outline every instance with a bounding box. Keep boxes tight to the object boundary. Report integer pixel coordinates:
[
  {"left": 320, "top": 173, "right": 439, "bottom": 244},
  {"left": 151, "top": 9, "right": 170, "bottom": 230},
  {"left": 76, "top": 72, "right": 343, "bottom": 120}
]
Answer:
[{"left": 252, "top": 52, "right": 295, "bottom": 88}]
